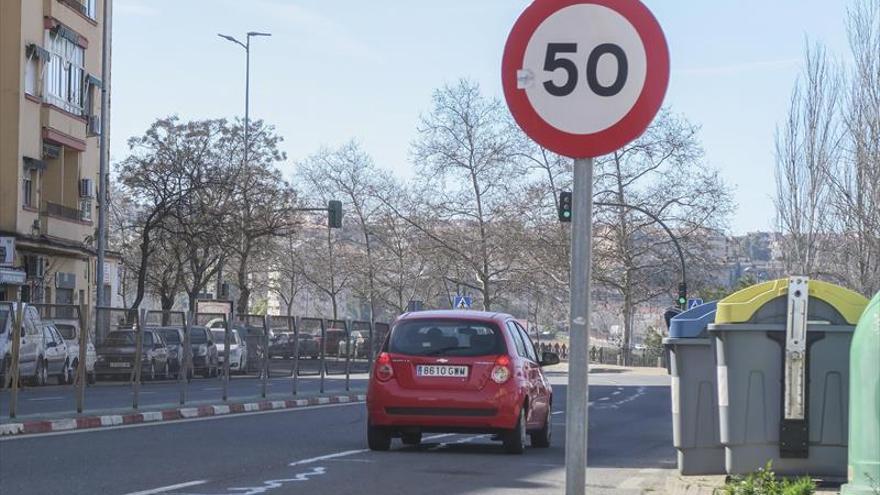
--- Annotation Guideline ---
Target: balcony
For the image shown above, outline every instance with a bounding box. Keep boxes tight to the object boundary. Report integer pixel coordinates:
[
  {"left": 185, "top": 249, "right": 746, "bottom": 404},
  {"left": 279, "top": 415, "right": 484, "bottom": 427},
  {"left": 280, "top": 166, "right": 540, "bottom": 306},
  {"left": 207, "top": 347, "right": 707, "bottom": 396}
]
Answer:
[
  {"left": 40, "top": 201, "right": 92, "bottom": 243},
  {"left": 46, "top": 201, "right": 83, "bottom": 221}
]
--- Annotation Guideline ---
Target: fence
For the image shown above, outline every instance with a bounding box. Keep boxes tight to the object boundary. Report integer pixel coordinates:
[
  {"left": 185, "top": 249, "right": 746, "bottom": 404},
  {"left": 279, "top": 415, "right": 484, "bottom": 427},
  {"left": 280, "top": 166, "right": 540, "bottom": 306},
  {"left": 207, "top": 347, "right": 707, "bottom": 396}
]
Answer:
[{"left": 0, "top": 301, "right": 390, "bottom": 419}]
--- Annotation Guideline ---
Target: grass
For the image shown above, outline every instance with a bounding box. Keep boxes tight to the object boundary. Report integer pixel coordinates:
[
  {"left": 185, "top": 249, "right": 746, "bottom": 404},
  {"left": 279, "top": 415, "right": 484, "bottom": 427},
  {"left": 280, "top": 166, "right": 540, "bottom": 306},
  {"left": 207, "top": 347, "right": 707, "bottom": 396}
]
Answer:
[{"left": 716, "top": 463, "right": 816, "bottom": 495}]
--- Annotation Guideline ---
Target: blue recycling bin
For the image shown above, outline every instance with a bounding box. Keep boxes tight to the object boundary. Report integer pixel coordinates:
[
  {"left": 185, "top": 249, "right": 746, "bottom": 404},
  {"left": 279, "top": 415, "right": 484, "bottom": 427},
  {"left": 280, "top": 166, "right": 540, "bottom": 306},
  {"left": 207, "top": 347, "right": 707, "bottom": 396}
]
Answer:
[{"left": 664, "top": 301, "right": 725, "bottom": 475}]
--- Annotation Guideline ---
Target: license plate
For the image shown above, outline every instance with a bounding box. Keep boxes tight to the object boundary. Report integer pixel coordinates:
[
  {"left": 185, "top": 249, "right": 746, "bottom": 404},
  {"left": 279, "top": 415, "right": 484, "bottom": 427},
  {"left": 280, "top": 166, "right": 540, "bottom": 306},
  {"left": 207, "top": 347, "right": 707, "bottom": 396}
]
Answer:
[
  {"left": 416, "top": 365, "right": 468, "bottom": 378},
  {"left": 109, "top": 362, "right": 130, "bottom": 368}
]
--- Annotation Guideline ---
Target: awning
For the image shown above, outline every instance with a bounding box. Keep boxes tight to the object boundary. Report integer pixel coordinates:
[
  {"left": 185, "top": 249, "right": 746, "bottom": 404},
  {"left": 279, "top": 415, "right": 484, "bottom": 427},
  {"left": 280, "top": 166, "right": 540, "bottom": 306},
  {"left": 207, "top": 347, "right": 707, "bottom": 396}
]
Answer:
[
  {"left": 86, "top": 74, "right": 102, "bottom": 88},
  {"left": 23, "top": 156, "right": 47, "bottom": 171},
  {"left": 25, "top": 43, "right": 51, "bottom": 61},
  {"left": 0, "top": 268, "right": 27, "bottom": 286}
]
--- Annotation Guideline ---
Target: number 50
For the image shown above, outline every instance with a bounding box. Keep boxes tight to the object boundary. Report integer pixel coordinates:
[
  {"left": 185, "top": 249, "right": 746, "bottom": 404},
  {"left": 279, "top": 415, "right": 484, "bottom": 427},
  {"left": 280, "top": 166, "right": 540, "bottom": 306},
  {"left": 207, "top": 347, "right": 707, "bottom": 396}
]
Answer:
[{"left": 543, "top": 42, "right": 628, "bottom": 97}]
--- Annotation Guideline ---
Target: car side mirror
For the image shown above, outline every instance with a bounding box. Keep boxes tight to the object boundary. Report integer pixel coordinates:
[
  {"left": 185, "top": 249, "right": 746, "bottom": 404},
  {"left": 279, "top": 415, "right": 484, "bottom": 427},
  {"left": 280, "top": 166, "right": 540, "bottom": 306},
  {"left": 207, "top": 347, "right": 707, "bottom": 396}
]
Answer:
[
  {"left": 540, "top": 352, "right": 560, "bottom": 367},
  {"left": 47, "top": 341, "right": 57, "bottom": 348}
]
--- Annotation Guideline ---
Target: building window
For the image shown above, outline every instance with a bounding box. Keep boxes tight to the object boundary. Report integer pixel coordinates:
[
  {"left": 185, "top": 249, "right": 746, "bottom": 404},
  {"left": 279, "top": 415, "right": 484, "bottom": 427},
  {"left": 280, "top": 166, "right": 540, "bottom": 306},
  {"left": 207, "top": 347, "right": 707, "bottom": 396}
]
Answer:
[
  {"left": 44, "top": 30, "right": 85, "bottom": 115},
  {"left": 85, "top": 0, "right": 97, "bottom": 19},
  {"left": 22, "top": 170, "right": 34, "bottom": 208},
  {"left": 25, "top": 55, "right": 39, "bottom": 96}
]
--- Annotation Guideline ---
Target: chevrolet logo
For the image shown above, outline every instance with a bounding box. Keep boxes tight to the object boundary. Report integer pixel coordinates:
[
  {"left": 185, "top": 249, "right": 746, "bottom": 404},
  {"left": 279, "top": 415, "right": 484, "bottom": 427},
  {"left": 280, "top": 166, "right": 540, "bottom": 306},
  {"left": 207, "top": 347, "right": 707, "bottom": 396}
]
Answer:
[{"left": 436, "top": 358, "right": 449, "bottom": 363}]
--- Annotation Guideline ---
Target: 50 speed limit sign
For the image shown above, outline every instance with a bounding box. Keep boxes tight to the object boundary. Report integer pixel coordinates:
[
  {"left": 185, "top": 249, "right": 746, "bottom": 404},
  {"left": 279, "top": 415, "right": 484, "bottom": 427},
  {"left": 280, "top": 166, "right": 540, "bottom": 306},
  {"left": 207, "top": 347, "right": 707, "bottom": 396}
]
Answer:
[{"left": 502, "top": 0, "right": 669, "bottom": 158}]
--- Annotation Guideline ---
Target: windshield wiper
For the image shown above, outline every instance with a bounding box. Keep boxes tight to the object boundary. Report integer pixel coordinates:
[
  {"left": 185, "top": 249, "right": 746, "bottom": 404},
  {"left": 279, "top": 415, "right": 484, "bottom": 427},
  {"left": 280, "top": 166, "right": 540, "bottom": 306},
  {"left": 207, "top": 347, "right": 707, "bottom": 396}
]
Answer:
[{"left": 425, "top": 346, "right": 471, "bottom": 356}]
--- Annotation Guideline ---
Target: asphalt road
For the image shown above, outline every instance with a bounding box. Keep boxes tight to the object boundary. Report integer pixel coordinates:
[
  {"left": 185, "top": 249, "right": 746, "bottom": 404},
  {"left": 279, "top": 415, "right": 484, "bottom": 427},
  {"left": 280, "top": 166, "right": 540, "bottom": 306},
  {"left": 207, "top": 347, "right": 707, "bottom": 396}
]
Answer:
[
  {"left": 0, "top": 358, "right": 369, "bottom": 420},
  {"left": 0, "top": 369, "right": 674, "bottom": 495}
]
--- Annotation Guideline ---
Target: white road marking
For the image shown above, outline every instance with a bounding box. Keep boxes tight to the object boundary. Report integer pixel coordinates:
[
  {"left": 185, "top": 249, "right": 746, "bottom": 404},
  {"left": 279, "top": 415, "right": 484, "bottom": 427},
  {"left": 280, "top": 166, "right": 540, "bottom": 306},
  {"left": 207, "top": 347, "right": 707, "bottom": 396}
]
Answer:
[
  {"left": 28, "top": 396, "right": 64, "bottom": 401},
  {"left": 552, "top": 411, "right": 564, "bottom": 415},
  {"left": 223, "top": 467, "right": 326, "bottom": 495},
  {"left": 0, "top": 402, "right": 362, "bottom": 441},
  {"left": 289, "top": 450, "right": 368, "bottom": 467},
  {"left": 121, "top": 480, "right": 207, "bottom": 495},
  {"left": 617, "top": 477, "right": 644, "bottom": 490},
  {"left": 612, "top": 391, "right": 622, "bottom": 396}
]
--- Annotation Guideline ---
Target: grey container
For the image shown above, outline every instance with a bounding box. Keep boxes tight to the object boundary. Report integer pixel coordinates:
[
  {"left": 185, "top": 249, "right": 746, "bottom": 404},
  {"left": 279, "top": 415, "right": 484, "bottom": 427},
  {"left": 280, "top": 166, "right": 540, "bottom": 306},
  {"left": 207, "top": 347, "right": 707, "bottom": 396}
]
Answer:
[
  {"left": 664, "top": 301, "right": 725, "bottom": 475},
  {"left": 710, "top": 297, "right": 854, "bottom": 477}
]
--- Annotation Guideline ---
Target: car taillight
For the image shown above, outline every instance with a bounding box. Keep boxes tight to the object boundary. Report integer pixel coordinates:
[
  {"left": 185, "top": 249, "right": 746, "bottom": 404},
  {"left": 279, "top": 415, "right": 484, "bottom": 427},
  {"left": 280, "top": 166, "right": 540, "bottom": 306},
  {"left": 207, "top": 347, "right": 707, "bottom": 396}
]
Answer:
[
  {"left": 491, "top": 355, "right": 511, "bottom": 384},
  {"left": 375, "top": 352, "right": 394, "bottom": 382}
]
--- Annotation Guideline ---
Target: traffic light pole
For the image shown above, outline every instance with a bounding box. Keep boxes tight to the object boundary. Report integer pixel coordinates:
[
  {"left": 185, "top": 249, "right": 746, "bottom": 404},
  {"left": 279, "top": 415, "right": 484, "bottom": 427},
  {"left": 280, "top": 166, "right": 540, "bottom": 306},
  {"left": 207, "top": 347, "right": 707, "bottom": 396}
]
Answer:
[{"left": 566, "top": 157, "right": 594, "bottom": 495}]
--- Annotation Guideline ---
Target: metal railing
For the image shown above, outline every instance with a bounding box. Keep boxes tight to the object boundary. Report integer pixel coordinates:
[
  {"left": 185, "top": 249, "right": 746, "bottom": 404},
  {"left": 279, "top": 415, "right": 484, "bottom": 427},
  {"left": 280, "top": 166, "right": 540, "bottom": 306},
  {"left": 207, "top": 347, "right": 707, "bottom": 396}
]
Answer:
[
  {"left": 1, "top": 300, "right": 389, "bottom": 419},
  {"left": 44, "top": 201, "right": 84, "bottom": 222}
]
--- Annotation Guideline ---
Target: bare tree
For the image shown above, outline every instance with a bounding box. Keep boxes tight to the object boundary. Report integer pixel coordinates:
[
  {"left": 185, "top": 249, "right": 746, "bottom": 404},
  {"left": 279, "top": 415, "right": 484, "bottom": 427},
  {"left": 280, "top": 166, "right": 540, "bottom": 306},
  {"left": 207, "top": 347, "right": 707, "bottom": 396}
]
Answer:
[
  {"left": 406, "top": 79, "right": 525, "bottom": 310},
  {"left": 774, "top": 43, "right": 841, "bottom": 276}
]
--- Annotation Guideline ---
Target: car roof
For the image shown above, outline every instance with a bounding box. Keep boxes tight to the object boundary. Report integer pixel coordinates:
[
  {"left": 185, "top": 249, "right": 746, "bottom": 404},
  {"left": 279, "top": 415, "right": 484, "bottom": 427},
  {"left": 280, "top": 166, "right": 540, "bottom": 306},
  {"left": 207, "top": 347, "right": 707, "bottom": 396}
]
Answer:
[{"left": 394, "top": 309, "right": 511, "bottom": 325}]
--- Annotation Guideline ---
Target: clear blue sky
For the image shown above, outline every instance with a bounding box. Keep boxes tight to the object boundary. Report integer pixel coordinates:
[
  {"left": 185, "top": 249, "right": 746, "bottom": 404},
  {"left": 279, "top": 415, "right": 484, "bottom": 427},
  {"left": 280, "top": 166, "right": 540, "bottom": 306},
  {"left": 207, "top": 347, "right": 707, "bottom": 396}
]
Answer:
[{"left": 109, "top": 0, "right": 853, "bottom": 234}]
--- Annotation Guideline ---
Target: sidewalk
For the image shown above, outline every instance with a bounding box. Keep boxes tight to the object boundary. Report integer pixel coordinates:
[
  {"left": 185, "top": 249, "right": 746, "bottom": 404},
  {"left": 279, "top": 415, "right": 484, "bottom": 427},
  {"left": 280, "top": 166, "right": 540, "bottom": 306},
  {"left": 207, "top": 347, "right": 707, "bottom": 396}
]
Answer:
[{"left": 0, "top": 389, "right": 366, "bottom": 437}]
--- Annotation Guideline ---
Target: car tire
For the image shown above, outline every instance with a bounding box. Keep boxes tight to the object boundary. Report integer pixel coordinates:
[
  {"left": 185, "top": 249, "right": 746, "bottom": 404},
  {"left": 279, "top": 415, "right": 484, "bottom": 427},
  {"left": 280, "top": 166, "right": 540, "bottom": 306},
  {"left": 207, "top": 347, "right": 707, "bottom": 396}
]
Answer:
[
  {"left": 367, "top": 421, "right": 391, "bottom": 451},
  {"left": 530, "top": 408, "right": 552, "bottom": 448},
  {"left": 1, "top": 354, "right": 11, "bottom": 388},
  {"left": 503, "top": 407, "right": 527, "bottom": 454},
  {"left": 162, "top": 362, "right": 169, "bottom": 380},
  {"left": 88, "top": 370, "right": 96, "bottom": 385},
  {"left": 148, "top": 361, "right": 156, "bottom": 381},
  {"left": 61, "top": 359, "right": 71, "bottom": 385},
  {"left": 401, "top": 432, "right": 422, "bottom": 446}
]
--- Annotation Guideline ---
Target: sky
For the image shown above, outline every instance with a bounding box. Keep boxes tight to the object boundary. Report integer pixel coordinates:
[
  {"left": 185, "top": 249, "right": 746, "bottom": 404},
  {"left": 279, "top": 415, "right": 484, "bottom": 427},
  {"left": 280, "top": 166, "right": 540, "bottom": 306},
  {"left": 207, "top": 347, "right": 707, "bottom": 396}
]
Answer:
[{"left": 109, "top": 0, "right": 854, "bottom": 234}]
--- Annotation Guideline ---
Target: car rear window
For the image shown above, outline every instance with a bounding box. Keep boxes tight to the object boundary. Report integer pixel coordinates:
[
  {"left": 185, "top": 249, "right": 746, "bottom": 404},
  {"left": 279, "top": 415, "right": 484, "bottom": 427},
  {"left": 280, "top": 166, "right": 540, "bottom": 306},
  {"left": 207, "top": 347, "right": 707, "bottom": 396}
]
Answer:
[
  {"left": 190, "top": 328, "right": 208, "bottom": 344},
  {"left": 56, "top": 324, "right": 76, "bottom": 340},
  {"left": 159, "top": 330, "right": 181, "bottom": 344},
  {"left": 388, "top": 320, "right": 505, "bottom": 357},
  {"left": 0, "top": 308, "right": 9, "bottom": 335},
  {"left": 105, "top": 331, "right": 135, "bottom": 345}
]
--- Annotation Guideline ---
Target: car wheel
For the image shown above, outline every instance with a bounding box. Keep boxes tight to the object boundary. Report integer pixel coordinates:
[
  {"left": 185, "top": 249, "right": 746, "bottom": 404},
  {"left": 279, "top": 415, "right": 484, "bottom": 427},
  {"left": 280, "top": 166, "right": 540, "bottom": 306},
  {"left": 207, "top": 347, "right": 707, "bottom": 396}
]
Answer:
[
  {"left": 530, "top": 408, "right": 552, "bottom": 448},
  {"left": 61, "top": 359, "right": 71, "bottom": 385},
  {"left": 1, "top": 355, "right": 11, "bottom": 387},
  {"left": 162, "top": 362, "right": 169, "bottom": 380},
  {"left": 148, "top": 361, "right": 156, "bottom": 381},
  {"left": 503, "top": 407, "right": 527, "bottom": 454},
  {"left": 401, "top": 432, "right": 422, "bottom": 446},
  {"left": 38, "top": 360, "right": 48, "bottom": 386},
  {"left": 88, "top": 370, "right": 96, "bottom": 385},
  {"left": 367, "top": 420, "right": 391, "bottom": 451}
]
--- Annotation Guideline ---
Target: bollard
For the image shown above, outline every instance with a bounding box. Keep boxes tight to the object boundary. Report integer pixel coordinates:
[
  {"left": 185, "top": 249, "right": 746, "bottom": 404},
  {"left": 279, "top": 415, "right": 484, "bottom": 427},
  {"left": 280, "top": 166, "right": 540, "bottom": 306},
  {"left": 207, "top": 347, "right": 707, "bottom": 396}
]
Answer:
[{"left": 841, "top": 291, "right": 880, "bottom": 495}]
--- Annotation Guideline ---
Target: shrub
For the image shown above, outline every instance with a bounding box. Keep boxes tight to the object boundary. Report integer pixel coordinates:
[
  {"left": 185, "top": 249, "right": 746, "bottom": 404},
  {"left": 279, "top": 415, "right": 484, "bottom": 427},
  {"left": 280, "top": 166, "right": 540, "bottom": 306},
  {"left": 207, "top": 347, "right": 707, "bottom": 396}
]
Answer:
[{"left": 717, "top": 463, "right": 815, "bottom": 495}]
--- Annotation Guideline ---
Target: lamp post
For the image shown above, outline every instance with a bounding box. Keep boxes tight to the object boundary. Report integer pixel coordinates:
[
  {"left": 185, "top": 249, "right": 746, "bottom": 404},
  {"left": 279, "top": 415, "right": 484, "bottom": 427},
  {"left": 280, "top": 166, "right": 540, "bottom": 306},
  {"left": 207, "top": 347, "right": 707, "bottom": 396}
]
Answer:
[{"left": 216, "top": 31, "right": 270, "bottom": 297}]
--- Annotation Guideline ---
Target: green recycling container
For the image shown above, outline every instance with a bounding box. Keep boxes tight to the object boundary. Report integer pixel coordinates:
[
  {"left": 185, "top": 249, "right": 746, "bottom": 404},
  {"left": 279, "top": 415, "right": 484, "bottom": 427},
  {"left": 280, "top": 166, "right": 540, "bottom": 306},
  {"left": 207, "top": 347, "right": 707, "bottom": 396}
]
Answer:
[
  {"left": 710, "top": 278, "right": 869, "bottom": 477},
  {"left": 841, "top": 291, "right": 880, "bottom": 495}
]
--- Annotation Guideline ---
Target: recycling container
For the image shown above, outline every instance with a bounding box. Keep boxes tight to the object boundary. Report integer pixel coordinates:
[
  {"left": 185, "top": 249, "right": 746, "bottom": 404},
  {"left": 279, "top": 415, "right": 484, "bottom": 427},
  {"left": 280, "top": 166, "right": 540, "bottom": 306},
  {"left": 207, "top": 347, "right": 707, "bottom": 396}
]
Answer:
[
  {"left": 664, "top": 301, "right": 724, "bottom": 475},
  {"left": 841, "top": 290, "right": 880, "bottom": 495},
  {"left": 710, "top": 278, "right": 869, "bottom": 477}
]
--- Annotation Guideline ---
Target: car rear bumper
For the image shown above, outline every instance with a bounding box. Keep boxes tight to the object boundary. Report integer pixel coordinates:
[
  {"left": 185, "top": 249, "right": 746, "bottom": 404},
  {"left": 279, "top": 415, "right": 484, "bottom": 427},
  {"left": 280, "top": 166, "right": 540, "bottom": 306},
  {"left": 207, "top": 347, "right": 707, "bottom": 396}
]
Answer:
[{"left": 367, "top": 383, "right": 521, "bottom": 431}]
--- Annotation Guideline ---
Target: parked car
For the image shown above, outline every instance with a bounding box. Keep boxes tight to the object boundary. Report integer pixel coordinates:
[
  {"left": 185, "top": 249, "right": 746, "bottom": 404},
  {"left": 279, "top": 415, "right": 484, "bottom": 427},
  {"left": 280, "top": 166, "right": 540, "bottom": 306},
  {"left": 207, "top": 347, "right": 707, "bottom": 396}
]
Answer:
[
  {"left": 233, "top": 324, "right": 267, "bottom": 373},
  {"left": 189, "top": 326, "right": 219, "bottom": 377},
  {"left": 296, "top": 332, "right": 320, "bottom": 359},
  {"left": 322, "top": 328, "right": 348, "bottom": 357},
  {"left": 212, "top": 328, "right": 247, "bottom": 373},
  {"left": 366, "top": 310, "right": 559, "bottom": 454},
  {"left": 54, "top": 321, "right": 97, "bottom": 384},
  {"left": 95, "top": 329, "right": 171, "bottom": 380},
  {"left": 269, "top": 331, "right": 294, "bottom": 359},
  {"left": 154, "top": 327, "right": 185, "bottom": 379},
  {"left": 0, "top": 303, "right": 58, "bottom": 386},
  {"left": 337, "top": 330, "right": 370, "bottom": 358},
  {"left": 41, "top": 323, "right": 71, "bottom": 385}
]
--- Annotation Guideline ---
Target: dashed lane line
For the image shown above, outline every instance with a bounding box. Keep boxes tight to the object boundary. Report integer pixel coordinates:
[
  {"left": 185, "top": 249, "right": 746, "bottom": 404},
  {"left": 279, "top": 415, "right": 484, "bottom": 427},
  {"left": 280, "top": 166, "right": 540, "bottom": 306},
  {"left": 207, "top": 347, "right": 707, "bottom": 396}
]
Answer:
[{"left": 120, "top": 480, "right": 207, "bottom": 495}]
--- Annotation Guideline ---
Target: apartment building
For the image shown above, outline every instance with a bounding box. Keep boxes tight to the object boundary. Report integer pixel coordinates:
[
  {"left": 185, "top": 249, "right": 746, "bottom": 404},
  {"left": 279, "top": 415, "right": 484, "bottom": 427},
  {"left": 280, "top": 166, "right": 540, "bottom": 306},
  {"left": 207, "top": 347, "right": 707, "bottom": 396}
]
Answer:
[{"left": 0, "top": 0, "right": 120, "bottom": 308}]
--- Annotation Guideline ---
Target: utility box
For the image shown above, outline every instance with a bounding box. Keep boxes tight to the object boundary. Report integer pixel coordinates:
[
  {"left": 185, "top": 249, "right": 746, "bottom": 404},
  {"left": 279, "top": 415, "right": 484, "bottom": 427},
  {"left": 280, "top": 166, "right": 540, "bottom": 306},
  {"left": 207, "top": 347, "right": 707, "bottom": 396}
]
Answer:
[
  {"left": 664, "top": 301, "right": 724, "bottom": 475},
  {"left": 841, "top": 290, "right": 879, "bottom": 495},
  {"left": 710, "top": 277, "right": 868, "bottom": 477}
]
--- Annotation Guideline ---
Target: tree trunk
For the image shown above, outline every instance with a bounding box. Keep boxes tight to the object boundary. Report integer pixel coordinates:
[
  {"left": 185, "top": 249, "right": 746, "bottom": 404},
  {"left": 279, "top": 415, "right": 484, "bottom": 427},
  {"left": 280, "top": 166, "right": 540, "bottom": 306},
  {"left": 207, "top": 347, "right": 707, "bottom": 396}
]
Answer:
[
  {"left": 131, "top": 225, "right": 152, "bottom": 310},
  {"left": 236, "top": 250, "right": 250, "bottom": 314}
]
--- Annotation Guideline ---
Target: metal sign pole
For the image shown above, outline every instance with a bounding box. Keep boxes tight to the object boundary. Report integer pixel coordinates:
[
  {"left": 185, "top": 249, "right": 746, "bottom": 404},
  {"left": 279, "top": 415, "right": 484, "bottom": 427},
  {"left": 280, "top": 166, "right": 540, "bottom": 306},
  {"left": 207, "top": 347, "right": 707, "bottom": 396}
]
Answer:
[
  {"left": 180, "top": 312, "right": 192, "bottom": 405},
  {"left": 261, "top": 315, "right": 269, "bottom": 399},
  {"left": 133, "top": 308, "right": 145, "bottom": 409},
  {"left": 565, "top": 157, "right": 594, "bottom": 495},
  {"left": 223, "top": 309, "right": 232, "bottom": 402},
  {"left": 319, "top": 319, "right": 326, "bottom": 394},
  {"left": 290, "top": 316, "right": 299, "bottom": 396},
  {"left": 9, "top": 303, "right": 24, "bottom": 418}
]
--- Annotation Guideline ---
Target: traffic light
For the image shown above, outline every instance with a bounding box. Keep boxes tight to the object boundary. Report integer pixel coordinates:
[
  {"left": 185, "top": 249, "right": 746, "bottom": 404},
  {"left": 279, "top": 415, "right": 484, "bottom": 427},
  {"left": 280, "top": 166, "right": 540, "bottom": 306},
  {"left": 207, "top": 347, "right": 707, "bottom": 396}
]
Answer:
[
  {"left": 328, "top": 200, "right": 343, "bottom": 228},
  {"left": 677, "top": 282, "right": 688, "bottom": 310},
  {"left": 558, "top": 191, "right": 572, "bottom": 222}
]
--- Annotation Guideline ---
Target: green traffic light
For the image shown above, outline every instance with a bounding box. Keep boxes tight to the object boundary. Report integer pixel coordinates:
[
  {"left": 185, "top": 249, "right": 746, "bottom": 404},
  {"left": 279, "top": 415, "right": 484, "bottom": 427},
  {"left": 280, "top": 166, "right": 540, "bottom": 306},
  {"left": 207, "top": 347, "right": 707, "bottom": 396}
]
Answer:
[{"left": 563, "top": 211, "right": 571, "bottom": 218}]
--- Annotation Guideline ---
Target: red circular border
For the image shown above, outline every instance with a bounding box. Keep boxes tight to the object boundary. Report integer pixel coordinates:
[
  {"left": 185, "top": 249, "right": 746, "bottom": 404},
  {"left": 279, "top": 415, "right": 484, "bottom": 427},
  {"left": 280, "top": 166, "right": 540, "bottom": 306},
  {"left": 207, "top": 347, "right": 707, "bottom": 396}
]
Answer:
[{"left": 502, "top": 0, "right": 670, "bottom": 158}]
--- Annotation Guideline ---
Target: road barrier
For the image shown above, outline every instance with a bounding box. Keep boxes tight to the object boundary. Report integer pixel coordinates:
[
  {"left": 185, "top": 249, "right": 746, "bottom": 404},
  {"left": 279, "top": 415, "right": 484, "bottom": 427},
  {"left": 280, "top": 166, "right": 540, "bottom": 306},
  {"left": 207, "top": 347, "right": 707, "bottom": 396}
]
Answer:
[{"left": 0, "top": 298, "right": 389, "bottom": 419}]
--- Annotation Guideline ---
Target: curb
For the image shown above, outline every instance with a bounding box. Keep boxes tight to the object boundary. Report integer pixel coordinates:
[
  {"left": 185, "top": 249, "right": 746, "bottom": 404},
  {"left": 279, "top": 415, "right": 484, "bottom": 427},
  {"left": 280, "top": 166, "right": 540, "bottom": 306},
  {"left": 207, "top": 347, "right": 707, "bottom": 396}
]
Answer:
[{"left": 0, "top": 393, "right": 366, "bottom": 437}]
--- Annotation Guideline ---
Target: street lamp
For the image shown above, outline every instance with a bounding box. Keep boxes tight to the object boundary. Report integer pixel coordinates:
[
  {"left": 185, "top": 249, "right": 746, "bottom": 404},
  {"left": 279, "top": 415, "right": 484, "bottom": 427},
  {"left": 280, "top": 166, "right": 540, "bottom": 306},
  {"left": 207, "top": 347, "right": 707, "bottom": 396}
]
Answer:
[
  {"left": 217, "top": 31, "right": 271, "bottom": 168},
  {"left": 216, "top": 31, "right": 270, "bottom": 298}
]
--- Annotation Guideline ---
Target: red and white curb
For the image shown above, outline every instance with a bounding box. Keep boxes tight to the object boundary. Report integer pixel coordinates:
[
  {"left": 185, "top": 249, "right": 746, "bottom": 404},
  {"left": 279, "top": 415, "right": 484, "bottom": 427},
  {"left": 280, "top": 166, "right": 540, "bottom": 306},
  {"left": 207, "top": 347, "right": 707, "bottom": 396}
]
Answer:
[{"left": 0, "top": 393, "right": 366, "bottom": 437}]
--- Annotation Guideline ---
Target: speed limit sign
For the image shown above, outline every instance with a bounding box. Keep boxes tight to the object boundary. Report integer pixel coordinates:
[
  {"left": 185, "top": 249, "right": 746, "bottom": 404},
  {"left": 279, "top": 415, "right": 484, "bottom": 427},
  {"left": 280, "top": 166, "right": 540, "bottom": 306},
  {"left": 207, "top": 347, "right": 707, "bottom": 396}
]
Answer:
[{"left": 502, "top": 0, "right": 669, "bottom": 158}]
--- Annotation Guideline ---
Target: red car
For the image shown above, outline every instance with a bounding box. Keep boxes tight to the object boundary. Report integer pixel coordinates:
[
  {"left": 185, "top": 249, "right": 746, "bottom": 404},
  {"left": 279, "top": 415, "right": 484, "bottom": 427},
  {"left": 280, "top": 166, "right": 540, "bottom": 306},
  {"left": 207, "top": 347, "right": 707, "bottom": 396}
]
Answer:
[{"left": 366, "top": 310, "right": 560, "bottom": 454}]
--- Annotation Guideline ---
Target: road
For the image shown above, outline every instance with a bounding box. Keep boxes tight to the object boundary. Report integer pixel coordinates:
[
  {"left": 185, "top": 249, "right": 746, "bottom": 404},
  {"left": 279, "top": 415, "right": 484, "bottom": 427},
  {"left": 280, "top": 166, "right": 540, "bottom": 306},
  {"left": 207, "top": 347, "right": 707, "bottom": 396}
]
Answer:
[
  {"left": 0, "top": 358, "right": 368, "bottom": 420},
  {"left": 0, "top": 369, "right": 674, "bottom": 495}
]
